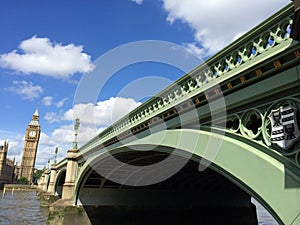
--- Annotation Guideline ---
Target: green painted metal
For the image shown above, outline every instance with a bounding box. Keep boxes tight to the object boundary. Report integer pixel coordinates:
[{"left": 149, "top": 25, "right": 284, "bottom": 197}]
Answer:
[
  {"left": 55, "top": 158, "right": 67, "bottom": 170},
  {"left": 75, "top": 3, "right": 295, "bottom": 156},
  {"left": 75, "top": 129, "right": 300, "bottom": 225},
  {"left": 53, "top": 3, "right": 300, "bottom": 224},
  {"left": 54, "top": 3, "right": 298, "bottom": 162}
]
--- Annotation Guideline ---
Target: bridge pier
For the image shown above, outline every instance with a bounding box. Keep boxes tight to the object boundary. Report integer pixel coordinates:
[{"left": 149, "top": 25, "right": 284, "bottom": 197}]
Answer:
[
  {"left": 47, "top": 149, "right": 86, "bottom": 225},
  {"left": 62, "top": 148, "right": 78, "bottom": 200},
  {"left": 42, "top": 169, "right": 50, "bottom": 192},
  {"left": 37, "top": 173, "right": 45, "bottom": 190},
  {"left": 47, "top": 164, "right": 57, "bottom": 194}
]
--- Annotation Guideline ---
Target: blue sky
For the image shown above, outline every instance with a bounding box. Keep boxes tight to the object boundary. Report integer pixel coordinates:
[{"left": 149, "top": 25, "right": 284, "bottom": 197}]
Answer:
[{"left": 0, "top": 0, "right": 288, "bottom": 168}]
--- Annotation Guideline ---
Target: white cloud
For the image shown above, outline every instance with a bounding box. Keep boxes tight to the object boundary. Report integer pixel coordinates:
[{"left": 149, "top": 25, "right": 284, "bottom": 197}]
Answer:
[
  {"left": 56, "top": 98, "right": 68, "bottom": 108},
  {"left": 2, "top": 97, "right": 141, "bottom": 168},
  {"left": 35, "top": 124, "right": 102, "bottom": 168},
  {"left": 6, "top": 80, "right": 43, "bottom": 100},
  {"left": 50, "top": 125, "right": 75, "bottom": 145},
  {"left": 43, "top": 97, "right": 140, "bottom": 150},
  {"left": 182, "top": 42, "right": 206, "bottom": 59},
  {"left": 162, "top": 0, "right": 288, "bottom": 57},
  {"left": 64, "top": 97, "right": 141, "bottom": 127},
  {"left": 0, "top": 135, "right": 24, "bottom": 167},
  {"left": 0, "top": 36, "right": 95, "bottom": 79},
  {"left": 42, "top": 96, "right": 53, "bottom": 106},
  {"left": 42, "top": 97, "right": 68, "bottom": 109},
  {"left": 44, "top": 112, "right": 62, "bottom": 123},
  {"left": 131, "top": 0, "right": 143, "bottom": 5},
  {"left": 35, "top": 131, "right": 73, "bottom": 168}
]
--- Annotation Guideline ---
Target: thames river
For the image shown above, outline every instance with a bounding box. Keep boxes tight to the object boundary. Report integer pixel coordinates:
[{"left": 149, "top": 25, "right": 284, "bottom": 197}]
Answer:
[
  {"left": 0, "top": 190, "right": 48, "bottom": 225},
  {"left": 0, "top": 190, "right": 278, "bottom": 225}
]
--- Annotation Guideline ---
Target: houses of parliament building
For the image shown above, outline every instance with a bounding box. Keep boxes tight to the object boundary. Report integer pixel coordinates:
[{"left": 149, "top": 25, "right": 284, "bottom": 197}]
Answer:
[{"left": 0, "top": 107, "right": 41, "bottom": 187}]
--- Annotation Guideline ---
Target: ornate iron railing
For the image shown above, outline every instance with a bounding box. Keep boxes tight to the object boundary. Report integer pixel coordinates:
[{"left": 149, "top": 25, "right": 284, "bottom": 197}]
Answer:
[{"left": 78, "top": 3, "right": 296, "bottom": 156}]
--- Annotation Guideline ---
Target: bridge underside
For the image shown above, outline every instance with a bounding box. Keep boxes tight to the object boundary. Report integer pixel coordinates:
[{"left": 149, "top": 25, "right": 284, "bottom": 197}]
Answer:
[
  {"left": 77, "top": 151, "right": 258, "bottom": 225},
  {"left": 55, "top": 170, "right": 66, "bottom": 197}
]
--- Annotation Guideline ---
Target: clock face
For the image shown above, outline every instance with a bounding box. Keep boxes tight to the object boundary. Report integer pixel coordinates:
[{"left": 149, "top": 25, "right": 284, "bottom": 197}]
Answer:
[{"left": 29, "top": 131, "right": 36, "bottom": 137}]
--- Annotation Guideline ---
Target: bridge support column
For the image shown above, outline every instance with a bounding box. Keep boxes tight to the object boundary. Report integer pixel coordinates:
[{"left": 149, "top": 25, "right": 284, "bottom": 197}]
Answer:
[
  {"left": 47, "top": 164, "right": 57, "bottom": 194},
  {"left": 62, "top": 148, "right": 78, "bottom": 200},
  {"left": 42, "top": 169, "right": 50, "bottom": 192},
  {"left": 38, "top": 173, "right": 45, "bottom": 190}
]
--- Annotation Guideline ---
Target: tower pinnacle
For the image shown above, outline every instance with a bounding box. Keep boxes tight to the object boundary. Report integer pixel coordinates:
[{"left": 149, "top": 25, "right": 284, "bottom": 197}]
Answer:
[
  {"left": 30, "top": 105, "right": 40, "bottom": 126},
  {"left": 33, "top": 105, "right": 39, "bottom": 117}
]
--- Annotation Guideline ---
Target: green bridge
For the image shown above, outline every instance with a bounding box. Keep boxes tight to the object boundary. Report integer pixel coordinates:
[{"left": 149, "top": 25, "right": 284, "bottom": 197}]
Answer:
[{"left": 39, "top": 3, "right": 300, "bottom": 225}]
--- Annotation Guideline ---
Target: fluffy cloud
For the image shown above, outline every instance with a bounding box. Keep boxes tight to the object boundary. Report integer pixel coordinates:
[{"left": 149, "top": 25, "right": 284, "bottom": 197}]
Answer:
[
  {"left": 56, "top": 98, "right": 68, "bottom": 108},
  {"left": 42, "top": 96, "right": 68, "bottom": 108},
  {"left": 2, "top": 96, "right": 141, "bottom": 168},
  {"left": 162, "top": 0, "right": 288, "bottom": 57},
  {"left": 0, "top": 36, "right": 95, "bottom": 79},
  {"left": 6, "top": 80, "right": 43, "bottom": 100},
  {"left": 131, "top": 0, "right": 143, "bottom": 5},
  {"left": 35, "top": 124, "right": 104, "bottom": 168},
  {"left": 42, "top": 96, "right": 53, "bottom": 106},
  {"left": 0, "top": 135, "right": 24, "bottom": 167},
  {"left": 67, "top": 97, "right": 141, "bottom": 127},
  {"left": 39, "top": 97, "right": 141, "bottom": 167},
  {"left": 44, "top": 112, "right": 62, "bottom": 123},
  {"left": 46, "top": 97, "right": 141, "bottom": 127}
]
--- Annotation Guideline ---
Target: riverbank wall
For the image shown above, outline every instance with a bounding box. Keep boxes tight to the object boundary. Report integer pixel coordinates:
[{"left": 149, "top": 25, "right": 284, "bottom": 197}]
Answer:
[
  {"left": 34, "top": 187, "right": 91, "bottom": 225},
  {"left": 3, "top": 184, "right": 37, "bottom": 191}
]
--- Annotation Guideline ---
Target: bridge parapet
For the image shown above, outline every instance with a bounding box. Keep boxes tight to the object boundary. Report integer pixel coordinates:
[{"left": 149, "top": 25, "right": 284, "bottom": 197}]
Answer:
[
  {"left": 216, "top": 95, "right": 300, "bottom": 171},
  {"left": 78, "top": 3, "right": 297, "bottom": 157},
  {"left": 55, "top": 158, "right": 67, "bottom": 170}
]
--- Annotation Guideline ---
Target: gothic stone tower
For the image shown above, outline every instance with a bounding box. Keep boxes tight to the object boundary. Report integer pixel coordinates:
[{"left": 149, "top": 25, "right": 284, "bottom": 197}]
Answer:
[
  {"left": 0, "top": 141, "right": 9, "bottom": 182},
  {"left": 20, "top": 107, "right": 41, "bottom": 183}
]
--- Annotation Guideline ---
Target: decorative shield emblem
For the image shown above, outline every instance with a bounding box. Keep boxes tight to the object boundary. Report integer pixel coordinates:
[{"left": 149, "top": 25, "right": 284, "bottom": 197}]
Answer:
[{"left": 269, "top": 106, "right": 300, "bottom": 150}]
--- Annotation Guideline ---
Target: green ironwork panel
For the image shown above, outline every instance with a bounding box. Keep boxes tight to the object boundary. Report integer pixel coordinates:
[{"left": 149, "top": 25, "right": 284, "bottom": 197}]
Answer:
[{"left": 77, "top": 3, "right": 296, "bottom": 156}]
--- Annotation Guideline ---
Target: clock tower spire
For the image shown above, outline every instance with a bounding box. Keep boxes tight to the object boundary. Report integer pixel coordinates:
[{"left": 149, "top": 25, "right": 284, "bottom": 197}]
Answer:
[{"left": 20, "top": 106, "right": 41, "bottom": 184}]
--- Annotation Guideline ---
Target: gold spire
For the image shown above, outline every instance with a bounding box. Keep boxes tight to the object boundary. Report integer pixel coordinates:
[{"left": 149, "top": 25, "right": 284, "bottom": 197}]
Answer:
[
  {"left": 30, "top": 105, "right": 40, "bottom": 126},
  {"left": 33, "top": 104, "right": 39, "bottom": 117}
]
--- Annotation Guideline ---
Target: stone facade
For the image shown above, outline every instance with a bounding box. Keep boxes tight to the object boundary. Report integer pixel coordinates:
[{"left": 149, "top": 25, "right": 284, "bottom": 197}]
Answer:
[{"left": 0, "top": 141, "right": 16, "bottom": 187}]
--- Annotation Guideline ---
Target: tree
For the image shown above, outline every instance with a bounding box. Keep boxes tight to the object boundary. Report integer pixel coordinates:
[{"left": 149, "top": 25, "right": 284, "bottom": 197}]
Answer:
[
  {"left": 17, "top": 177, "right": 29, "bottom": 184},
  {"left": 33, "top": 169, "right": 44, "bottom": 184}
]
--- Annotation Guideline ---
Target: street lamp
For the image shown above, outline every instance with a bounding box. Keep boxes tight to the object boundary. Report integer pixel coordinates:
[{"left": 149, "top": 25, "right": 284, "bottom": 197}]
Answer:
[
  {"left": 54, "top": 147, "right": 58, "bottom": 164},
  {"left": 73, "top": 117, "right": 80, "bottom": 149}
]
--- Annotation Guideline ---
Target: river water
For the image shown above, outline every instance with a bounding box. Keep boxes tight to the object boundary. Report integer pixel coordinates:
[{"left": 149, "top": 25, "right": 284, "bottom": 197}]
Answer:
[
  {"left": 0, "top": 190, "right": 48, "bottom": 225},
  {"left": 0, "top": 190, "right": 278, "bottom": 225}
]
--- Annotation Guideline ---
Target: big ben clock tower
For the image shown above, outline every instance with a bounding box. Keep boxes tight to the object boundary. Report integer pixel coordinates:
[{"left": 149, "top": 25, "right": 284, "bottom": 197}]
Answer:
[{"left": 20, "top": 106, "right": 41, "bottom": 183}]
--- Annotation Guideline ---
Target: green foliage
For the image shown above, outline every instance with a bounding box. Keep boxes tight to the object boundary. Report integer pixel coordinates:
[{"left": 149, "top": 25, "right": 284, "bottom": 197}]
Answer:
[
  {"left": 17, "top": 177, "right": 29, "bottom": 184},
  {"left": 33, "top": 169, "right": 44, "bottom": 184},
  {"left": 33, "top": 169, "right": 44, "bottom": 180}
]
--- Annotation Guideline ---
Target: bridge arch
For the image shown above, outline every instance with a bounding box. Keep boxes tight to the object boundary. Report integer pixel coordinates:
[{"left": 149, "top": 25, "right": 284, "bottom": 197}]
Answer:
[
  {"left": 75, "top": 129, "right": 300, "bottom": 225},
  {"left": 54, "top": 169, "right": 66, "bottom": 197}
]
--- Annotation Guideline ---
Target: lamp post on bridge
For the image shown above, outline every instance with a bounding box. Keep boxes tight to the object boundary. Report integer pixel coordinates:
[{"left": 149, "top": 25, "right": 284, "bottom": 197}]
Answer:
[
  {"left": 72, "top": 117, "right": 80, "bottom": 150},
  {"left": 54, "top": 147, "right": 58, "bottom": 165},
  {"left": 42, "top": 159, "right": 51, "bottom": 192},
  {"left": 48, "top": 147, "right": 58, "bottom": 194},
  {"left": 62, "top": 117, "right": 80, "bottom": 200}
]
